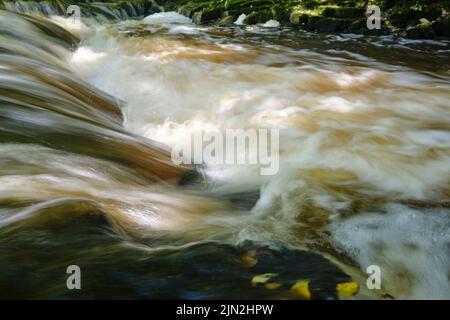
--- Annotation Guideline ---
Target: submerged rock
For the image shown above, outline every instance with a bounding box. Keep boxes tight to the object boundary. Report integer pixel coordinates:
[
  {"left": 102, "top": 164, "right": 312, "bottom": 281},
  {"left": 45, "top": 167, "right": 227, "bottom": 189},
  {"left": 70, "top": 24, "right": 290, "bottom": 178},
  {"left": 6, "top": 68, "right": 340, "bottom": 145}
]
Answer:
[{"left": 406, "top": 18, "right": 436, "bottom": 39}]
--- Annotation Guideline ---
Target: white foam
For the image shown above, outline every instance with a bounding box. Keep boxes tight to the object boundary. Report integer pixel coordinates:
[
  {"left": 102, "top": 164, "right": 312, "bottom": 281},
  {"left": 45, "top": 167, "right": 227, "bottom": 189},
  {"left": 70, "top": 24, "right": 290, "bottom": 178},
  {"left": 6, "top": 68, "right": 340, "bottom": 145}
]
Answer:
[
  {"left": 330, "top": 204, "right": 450, "bottom": 299},
  {"left": 49, "top": 15, "right": 90, "bottom": 34},
  {"left": 67, "top": 21, "right": 450, "bottom": 298},
  {"left": 70, "top": 47, "right": 107, "bottom": 78},
  {"left": 168, "top": 25, "right": 200, "bottom": 35},
  {"left": 234, "top": 14, "right": 246, "bottom": 25},
  {"left": 263, "top": 19, "right": 280, "bottom": 28},
  {"left": 142, "top": 11, "right": 192, "bottom": 25}
]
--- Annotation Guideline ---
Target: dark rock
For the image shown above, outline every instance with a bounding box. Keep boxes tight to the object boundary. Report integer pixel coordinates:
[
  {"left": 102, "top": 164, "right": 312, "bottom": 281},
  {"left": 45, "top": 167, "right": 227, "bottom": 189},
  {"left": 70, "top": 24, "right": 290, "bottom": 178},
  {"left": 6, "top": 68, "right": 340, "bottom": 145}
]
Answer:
[
  {"left": 192, "top": 8, "right": 223, "bottom": 24},
  {"left": 271, "top": 5, "right": 290, "bottom": 23},
  {"left": 305, "top": 15, "right": 320, "bottom": 31},
  {"left": 177, "top": 6, "right": 193, "bottom": 18},
  {"left": 433, "top": 16, "right": 450, "bottom": 37},
  {"left": 155, "top": 0, "right": 449, "bottom": 37},
  {"left": 406, "top": 25, "right": 435, "bottom": 39},
  {"left": 298, "top": 14, "right": 310, "bottom": 25},
  {"left": 202, "top": 8, "right": 223, "bottom": 22},
  {"left": 322, "top": 7, "right": 365, "bottom": 19},
  {"left": 290, "top": 12, "right": 309, "bottom": 26},
  {"left": 244, "top": 11, "right": 273, "bottom": 25},
  {"left": 217, "top": 15, "right": 235, "bottom": 26},
  {"left": 348, "top": 18, "right": 367, "bottom": 33},
  {"left": 388, "top": 3, "right": 444, "bottom": 29},
  {"left": 313, "top": 17, "right": 345, "bottom": 33},
  {"left": 192, "top": 11, "right": 202, "bottom": 24}
]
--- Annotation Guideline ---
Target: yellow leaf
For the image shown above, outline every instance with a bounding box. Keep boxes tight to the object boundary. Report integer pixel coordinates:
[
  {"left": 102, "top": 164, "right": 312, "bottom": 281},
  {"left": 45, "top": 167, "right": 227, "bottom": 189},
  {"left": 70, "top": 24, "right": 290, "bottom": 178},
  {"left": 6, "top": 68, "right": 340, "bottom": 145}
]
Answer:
[
  {"left": 336, "top": 281, "right": 359, "bottom": 297},
  {"left": 265, "top": 282, "right": 282, "bottom": 290},
  {"left": 251, "top": 273, "right": 278, "bottom": 287},
  {"left": 291, "top": 280, "right": 311, "bottom": 300},
  {"left": 241, "top": 250, "right": 258, "bottom": 268},
  {"left": 419, "top": 18, "right": 431, "bottom": 28}
]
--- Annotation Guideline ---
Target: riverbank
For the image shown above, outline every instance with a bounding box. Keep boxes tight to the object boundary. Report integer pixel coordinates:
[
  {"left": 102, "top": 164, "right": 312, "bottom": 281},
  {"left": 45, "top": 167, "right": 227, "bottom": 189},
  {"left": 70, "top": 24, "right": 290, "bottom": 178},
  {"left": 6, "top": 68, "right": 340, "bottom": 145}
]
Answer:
[
  {"left": 164, "top": 0, "right": 450, "bottom": 38},
  {"left": 1, "top": 0, "right": 449, "bottom": 39}
]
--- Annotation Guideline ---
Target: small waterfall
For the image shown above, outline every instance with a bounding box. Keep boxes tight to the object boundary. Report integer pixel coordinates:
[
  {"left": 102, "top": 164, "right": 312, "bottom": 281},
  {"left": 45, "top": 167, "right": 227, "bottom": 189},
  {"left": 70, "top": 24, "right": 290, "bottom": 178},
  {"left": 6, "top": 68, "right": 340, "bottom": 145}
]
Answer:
[
  {"left": 123, "top": 2, "right": 138, "bottom": 17},
  {"left": 0, "top": 9, "right": 191, "bottom": 181},
  {"left": 3, "top": 0, "right": 63, "bottom": 16},
  {"left": 1, "top": 0, "right": 159, "bottom": 20},
  {"left": 0, "top": 10, "right": 223, "bottom": 241},
  {"left": 91, "top": 3, "right": 129, "bottom": 21}
]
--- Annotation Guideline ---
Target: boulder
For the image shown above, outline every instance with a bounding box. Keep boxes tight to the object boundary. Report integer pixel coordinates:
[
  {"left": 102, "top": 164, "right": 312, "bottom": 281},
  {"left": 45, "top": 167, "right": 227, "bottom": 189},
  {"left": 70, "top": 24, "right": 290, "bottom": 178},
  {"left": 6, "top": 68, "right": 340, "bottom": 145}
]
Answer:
[
  {"left": 192, "top": 8, "right": 223, "bottom": 24},
  {"left": 348, "top": 18, "right": 367, "bottom": 33},
  {"left": 406, "top": 25, "right": 435, "bottom": 39},
  {"left": 406, "top": 18, "right": 436, "bottom": 39},
  {"left": 244, "top": 11, "right": 273, "bottom": 25},
  {"left": 217, "top": 15, "right": 235, "bottom": 26},
  {"left": 433, "top": 16, "right": 450, "bottom": 37},
  {"left": 322, "top": 7, "right": 365, "bottom": 19},
  {"left": 177, "top": 6, "right": 193, "bottom": 18},
  {"left": 313, "top": 17, "right": 346, "bottom": 33}
]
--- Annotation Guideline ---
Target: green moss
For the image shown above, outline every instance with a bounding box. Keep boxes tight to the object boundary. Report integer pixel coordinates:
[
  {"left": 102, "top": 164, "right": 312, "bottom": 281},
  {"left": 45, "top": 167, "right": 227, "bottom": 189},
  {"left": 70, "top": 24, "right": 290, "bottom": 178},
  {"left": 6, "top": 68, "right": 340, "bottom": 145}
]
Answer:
[
  {"left": 217, "top": 14, "right": 235, "bottom": 25},
  {"left": 0, "top": 0, "right": 159, "bottom": 18},
  {"left": 322, "top": 6, "right": 364, "bottom": 18},
  {"left": 2, "top": 0, "right": 450, "bottom": 37},
  {"left": 292, "top": 6, "right": 324, "bottom": 17}
]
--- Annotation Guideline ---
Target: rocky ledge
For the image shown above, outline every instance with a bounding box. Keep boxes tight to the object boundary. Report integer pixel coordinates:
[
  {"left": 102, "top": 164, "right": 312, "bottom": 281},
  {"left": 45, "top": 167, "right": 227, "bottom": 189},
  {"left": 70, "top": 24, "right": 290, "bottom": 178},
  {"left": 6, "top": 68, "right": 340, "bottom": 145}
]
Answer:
[
  {"left": 162, "top": 0, "right": 450, "bottom": 39},
  {"left": 1, "top": 0, "right": 449, "bottom": 39}
]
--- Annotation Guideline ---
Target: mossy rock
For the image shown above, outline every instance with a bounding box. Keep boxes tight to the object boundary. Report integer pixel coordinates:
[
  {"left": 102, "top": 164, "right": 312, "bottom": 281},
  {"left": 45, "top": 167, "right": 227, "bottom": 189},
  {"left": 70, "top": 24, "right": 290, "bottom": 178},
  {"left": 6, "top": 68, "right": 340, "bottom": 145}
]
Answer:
[
  {"left": 406, "top": 25, "right": 436, "bottom": 38},
  {"left": 193, "top": 7, "right": 222, "bottom": 23},
  {"left": 347, "top": 17, "right": 367, "bottom": 33},
  {"left": 347, "top": 17, "right": 389, "bottom": 35},
  {"left": 243, "top": 10, "right": 273, "bottom": 24},
  {"left": 177, "top": 6, "right": 193, "bottom": 17},
  {"left": 322, "top": 6, "right": 365, "bottom": 19},
  {"left": 313, "top": 16, "right": 350, "bottom": 32},
  {"left": 4, "top": 0, "right": 450, "bottom": 38},
  {"left": 217, "top": 14, "right": 235, "bottom": 25},
  {"left": 290, "top": 12, "right": 311, "bottom": 25},
  {"left": 433, "top": 16, "right": 450, "bottom": 37},
  {"left": 388, "top": 2, "right": 447, "bottom": 28},
  {"left": 306, "top": 14, "right": 321, "bottom": 29}
]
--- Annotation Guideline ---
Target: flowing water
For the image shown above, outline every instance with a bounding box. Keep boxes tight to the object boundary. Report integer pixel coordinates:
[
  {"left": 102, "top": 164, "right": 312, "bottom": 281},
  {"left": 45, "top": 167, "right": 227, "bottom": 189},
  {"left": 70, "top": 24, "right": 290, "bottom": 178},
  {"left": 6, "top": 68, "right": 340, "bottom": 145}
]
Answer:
[{"left": 0, "top": 9, "right": 449, "bottom": 299}]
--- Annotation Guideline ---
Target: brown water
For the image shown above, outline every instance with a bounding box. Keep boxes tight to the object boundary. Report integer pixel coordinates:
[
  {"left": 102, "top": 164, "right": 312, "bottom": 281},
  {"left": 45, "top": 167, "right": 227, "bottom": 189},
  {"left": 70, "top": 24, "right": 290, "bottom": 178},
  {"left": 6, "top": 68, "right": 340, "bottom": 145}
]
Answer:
[{"left": 0, "top": 10, "right": 449, "bottom": 299}]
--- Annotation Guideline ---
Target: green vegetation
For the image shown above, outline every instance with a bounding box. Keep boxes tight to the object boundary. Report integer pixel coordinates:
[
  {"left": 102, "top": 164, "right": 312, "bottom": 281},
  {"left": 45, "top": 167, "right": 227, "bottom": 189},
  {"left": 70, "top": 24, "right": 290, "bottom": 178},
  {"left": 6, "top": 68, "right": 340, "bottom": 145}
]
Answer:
[
  {"left": 160, "top": 0, "right": 450, "bottom": 37},
  {"left": 1, "top": 0, "right": 449, "bottom": 38}
]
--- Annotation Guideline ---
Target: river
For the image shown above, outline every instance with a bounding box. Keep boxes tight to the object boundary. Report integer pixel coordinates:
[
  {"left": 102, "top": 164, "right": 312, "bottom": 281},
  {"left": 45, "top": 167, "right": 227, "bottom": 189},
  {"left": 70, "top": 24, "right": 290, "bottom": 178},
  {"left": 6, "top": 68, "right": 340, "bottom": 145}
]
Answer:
[{"left": 0, "top": 9, "right": 449, "bottom": 299}]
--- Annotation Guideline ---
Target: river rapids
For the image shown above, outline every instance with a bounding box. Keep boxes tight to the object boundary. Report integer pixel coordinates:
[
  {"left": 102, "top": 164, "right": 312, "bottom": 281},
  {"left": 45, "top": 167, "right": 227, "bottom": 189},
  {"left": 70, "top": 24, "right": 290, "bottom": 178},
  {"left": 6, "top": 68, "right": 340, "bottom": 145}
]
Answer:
[{"left": 0, "top": 8, "right": 449, "bottom": 299}]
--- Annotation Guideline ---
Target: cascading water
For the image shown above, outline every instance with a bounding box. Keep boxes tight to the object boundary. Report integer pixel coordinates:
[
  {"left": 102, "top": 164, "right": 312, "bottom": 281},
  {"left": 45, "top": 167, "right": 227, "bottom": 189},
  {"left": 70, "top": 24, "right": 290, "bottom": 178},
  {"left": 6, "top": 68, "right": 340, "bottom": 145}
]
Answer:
[
  {"left": 2, "top": 0, "right": 158, "bottom": 21},
  {"left": 0, "top": 7, "right": 449, "bottom": 299}
]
